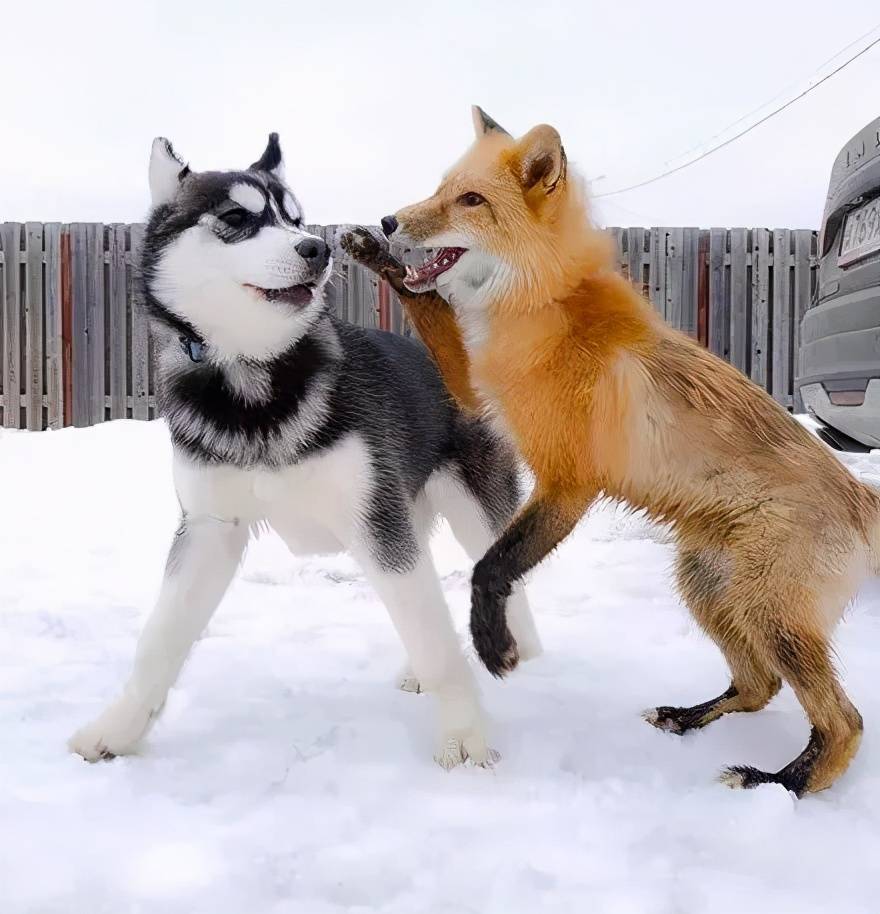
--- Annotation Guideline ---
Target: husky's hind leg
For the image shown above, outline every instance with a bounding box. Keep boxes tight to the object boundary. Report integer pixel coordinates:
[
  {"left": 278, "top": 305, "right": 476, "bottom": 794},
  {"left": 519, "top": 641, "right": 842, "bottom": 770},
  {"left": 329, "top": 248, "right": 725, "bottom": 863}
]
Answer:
[{"left": 354, "top": 539, "right": 493, "bottom": 770}]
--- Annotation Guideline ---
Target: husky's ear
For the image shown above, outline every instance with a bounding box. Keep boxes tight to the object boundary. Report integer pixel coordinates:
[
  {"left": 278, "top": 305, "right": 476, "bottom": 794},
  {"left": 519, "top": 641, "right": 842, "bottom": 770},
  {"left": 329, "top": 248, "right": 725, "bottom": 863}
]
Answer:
[
  {"left": 515, "top": 125, "right": 567, "bottom": 196},
  {"left": 250, "top": 132, "right": 284, "bottom": 178},
  {"left": 149, "top": 138, "right": 190, "bottom": 207},
  {"left": 471, "top": 105, "right": 510, "bottom": 139}
]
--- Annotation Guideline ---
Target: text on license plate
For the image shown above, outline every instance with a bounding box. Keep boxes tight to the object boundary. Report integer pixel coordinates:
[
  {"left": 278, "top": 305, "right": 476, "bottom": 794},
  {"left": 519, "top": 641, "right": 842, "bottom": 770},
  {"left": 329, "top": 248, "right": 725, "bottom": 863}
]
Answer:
[{"left": 839, "top": 197, "right": 880, "bottom": 266}]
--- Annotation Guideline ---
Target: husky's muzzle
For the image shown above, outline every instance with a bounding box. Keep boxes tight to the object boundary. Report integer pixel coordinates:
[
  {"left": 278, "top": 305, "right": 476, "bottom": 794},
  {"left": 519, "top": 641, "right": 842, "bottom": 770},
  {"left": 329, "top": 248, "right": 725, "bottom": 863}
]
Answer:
[{"left": 245, "top": 237, "right": 331, "bottom": 308}]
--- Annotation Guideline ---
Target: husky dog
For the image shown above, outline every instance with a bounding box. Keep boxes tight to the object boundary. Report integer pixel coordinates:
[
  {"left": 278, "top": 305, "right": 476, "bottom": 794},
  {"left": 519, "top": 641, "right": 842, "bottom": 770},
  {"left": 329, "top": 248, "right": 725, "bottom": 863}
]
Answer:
[{"left": 68, "top": 134, "right": 541, "bottom": 769}]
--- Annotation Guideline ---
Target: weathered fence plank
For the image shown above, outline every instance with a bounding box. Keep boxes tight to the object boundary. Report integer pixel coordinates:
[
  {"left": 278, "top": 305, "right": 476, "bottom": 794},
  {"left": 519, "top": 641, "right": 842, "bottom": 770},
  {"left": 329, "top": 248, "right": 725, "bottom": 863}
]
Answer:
[
  {"left": 24, "top": 223, "right": 44, "bottom": 430},
  {"left": 708, "top": 228, "right": 728, "bottom": 359},
  {"left": 2, "top": 223, "right": 22, "bottom": 427},
  {"left": 626, "top": 227, "right": 645, "bottom": 294},
  {"left": 751, "top": 227, "right": 771, "bottom": 391},
  {"left": 130, "top": 224, "right": 150, "bottom": 421},
  {"left": 792, "top": 229, "right": 814, "bottom": 412},
  {"left": 609, "top": 227, "right": 624, "bottom": 276},
  {"left": 772, "top": 228, "right": 793, "bottom": 406},
  {"left": 108, "top": 224, "right": 128, "bottom": 419},
  {"left": 649, "top": 227, "right": 667, "bottom": 316},
  {"left": 666, "top": 227, "right": 684, "bottom": 330},
  {"left": 69, "top": 224, "right": 90, "bottom": 427},
  {"left": 682, "top": 226, "right": 700, "bottom": 336},
  {"left": 729, "top": 228, "right": 749, "bottom": 375},
  {"left": 44, "top": 223, "right": 63, "bottom": 429},
  {"left": 87, "top": 223, "right": 105, "bottom": 424}
]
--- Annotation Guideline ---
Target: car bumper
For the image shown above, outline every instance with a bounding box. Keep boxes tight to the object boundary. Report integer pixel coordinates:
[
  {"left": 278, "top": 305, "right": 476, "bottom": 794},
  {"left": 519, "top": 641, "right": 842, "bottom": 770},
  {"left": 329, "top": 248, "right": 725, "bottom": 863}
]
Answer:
[
  {"left": 799, "top": 380, "right": 880, "bottom": 447},
  {"left": 797, "top": 283, "right": 880, "bottom": 447}
]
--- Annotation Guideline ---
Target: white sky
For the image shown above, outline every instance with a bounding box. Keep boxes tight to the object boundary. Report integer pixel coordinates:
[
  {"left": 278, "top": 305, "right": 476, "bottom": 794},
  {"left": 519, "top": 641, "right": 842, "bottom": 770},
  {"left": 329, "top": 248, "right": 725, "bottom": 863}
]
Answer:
[{"left": 2, "top": 0, "right": 879, "bottom": 230}]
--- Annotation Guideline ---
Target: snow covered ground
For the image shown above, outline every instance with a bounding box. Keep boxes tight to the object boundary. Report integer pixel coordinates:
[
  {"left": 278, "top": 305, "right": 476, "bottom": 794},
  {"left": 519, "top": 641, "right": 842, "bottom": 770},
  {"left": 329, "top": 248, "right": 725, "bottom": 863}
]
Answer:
[{"left": 3, "top": 420, "right": 880, "bottom": 914}]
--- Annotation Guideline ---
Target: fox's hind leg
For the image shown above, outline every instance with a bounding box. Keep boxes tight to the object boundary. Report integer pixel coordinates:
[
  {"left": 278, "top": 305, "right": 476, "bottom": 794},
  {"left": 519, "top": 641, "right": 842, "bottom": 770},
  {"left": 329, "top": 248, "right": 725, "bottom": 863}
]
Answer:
[
  {"left": 645, "top": 643, "right": 781, "bottom": 734},
  {"left": 645, "top": 544, "right": 781, "bottom": 733},
  {"left": 721, "top": 611, "right": 862, "bottom": 796}
]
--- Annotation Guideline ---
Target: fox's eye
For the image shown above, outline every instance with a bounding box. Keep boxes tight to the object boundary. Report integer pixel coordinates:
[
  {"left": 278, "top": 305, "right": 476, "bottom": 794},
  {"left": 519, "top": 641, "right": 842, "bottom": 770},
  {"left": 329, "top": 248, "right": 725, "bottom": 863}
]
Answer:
[
  {"left": 457, "top": 192, "right": 486, "bottom": 207},
  {"left": 220, "top": 207, "right": 249, "bottom": 228}
]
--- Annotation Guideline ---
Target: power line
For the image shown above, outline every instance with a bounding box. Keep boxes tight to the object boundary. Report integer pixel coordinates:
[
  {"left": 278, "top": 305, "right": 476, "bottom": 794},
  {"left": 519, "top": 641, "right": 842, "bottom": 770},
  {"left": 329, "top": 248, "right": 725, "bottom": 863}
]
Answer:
[
  {"left": 594, "top": 31, "right": 880, "bottom": 199},
  {"left": 662, "top": 22, "right": 880, "bottom": 168}
]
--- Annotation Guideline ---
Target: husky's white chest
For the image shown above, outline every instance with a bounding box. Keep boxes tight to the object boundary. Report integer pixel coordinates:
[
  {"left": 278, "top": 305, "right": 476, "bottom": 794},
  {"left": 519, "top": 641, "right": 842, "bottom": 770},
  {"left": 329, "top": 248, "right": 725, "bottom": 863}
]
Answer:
[{"left": 172, "top": 434, "right": 372, "bottom": 555}]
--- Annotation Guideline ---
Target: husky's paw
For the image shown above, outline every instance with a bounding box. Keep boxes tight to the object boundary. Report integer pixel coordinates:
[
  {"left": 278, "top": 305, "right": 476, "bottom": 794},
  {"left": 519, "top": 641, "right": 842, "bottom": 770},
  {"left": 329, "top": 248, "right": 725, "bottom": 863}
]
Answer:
[
  {"left": 398, "top": 674, "right": 422, "bottom": 694},
  {"left": 68, "top": 697, "right": 155, "bottom": 762},
  {"left": 434, "top": 731, "right": 500, "bottom": 771}
]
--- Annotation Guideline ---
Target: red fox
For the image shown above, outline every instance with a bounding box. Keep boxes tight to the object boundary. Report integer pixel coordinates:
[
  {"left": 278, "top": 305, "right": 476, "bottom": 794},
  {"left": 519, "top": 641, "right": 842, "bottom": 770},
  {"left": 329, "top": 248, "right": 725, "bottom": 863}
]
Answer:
[{"left": 341, "top": 106, "right": 880, "bottom": 796}]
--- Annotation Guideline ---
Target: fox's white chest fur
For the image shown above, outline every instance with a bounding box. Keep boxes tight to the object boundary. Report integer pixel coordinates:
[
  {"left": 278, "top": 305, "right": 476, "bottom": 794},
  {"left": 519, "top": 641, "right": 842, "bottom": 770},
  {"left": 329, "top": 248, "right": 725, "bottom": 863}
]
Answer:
[{"left": 436, "top": 249, "right": 510, "bottom": 359}]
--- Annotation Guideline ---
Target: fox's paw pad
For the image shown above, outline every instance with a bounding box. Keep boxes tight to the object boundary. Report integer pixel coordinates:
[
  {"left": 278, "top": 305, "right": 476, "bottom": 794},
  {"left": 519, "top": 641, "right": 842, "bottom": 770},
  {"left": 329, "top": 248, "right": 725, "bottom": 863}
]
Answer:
[
  {"left": 643, "top": 706, "right": 691, "bottom": 734},
  {"left": 340, "top": 227, "right": 397, "bottom": 271}
]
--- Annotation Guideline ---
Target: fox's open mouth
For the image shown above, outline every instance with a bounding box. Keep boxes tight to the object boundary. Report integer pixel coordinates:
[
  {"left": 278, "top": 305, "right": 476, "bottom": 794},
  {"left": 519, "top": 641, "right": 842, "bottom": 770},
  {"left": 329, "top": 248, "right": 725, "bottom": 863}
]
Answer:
[
  {"left": 404, "top": 247, "right": 467, "bottom": 292},
  {"left": 244, "top": 282, "right": 316, "bottom": 308}
]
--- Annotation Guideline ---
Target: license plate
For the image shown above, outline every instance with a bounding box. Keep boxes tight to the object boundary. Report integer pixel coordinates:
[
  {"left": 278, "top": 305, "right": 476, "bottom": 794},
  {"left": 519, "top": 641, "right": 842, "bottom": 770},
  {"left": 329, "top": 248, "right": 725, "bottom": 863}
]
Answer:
[{"left": 839, "top": 196, "right": 880, "bottom": 266}]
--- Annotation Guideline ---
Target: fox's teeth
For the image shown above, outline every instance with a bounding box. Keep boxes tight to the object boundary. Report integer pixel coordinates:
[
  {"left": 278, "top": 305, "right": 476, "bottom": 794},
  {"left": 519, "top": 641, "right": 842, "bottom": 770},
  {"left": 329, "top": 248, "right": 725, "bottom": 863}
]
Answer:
[{"left": 405, "top": 265, "right": 417, "bottom": 281}]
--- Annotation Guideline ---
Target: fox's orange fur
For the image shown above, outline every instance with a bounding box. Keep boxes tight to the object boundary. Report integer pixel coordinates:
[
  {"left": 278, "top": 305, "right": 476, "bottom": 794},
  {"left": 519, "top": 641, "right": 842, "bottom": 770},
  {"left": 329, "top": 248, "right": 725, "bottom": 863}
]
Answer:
[{"left": 343, "top": 107, "right": 880, "bottom": 796}]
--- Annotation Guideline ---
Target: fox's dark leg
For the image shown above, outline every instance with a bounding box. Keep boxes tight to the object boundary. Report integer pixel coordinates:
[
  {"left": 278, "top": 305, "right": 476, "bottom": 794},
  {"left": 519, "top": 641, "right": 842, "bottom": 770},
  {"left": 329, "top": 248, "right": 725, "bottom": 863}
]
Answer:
[
  {"left": 471, "top": 489, "right": 591, "bottom": 677},
  {"left": 341, "top": 228, "right": 480, "bottom": 411},
  {"left": 340, "top": 227, "right": 410, "bottom": 294},
  {"left": 645, "top": 653, "right": 781, "bottom": 734}
]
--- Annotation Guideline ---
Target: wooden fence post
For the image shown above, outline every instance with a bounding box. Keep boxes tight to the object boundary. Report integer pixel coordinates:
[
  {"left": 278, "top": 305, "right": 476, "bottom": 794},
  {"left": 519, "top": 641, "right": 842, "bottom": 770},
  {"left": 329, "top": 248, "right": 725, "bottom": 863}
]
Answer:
[{"left": 2, "top": 223, "right": 22, "bottom": 428}]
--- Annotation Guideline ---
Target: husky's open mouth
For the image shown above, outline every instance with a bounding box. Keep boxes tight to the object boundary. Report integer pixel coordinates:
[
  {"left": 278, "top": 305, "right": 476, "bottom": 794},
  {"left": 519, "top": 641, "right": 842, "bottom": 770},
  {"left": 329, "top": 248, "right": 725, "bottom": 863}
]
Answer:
[
  {"left": 244, "top": 282, "right": 316, "bottom": 308},
  {"left": 404, "top": 247, "right": 467, "bottom": 293}
]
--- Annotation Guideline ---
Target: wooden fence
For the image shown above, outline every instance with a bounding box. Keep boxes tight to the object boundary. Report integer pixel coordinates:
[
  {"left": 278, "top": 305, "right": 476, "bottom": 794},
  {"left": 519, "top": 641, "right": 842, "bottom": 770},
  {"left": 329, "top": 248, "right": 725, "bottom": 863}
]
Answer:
[{"left": 0, "top": 223, "right": 817, "bottom": 430}]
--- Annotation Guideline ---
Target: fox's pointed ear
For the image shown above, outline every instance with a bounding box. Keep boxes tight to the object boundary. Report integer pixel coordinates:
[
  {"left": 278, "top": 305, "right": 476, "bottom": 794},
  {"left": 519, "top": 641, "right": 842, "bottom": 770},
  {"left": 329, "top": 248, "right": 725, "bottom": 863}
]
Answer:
[
  {"left": 149, "top": 138, "right": 190, "bottom": 206},
  {"left": 515, "top": 125, "right": 567, "bottom": 196},
  {"left": 250, "top": 132, "right": 284, "bottom": 178},
  {"left": 471, "top": 105, "right": 510, "bottom": 139}
]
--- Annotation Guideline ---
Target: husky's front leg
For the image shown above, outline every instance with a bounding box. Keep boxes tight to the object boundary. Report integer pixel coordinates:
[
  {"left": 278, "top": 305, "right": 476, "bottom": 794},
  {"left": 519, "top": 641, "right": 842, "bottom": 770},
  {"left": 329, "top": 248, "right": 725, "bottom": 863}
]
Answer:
[
  {"left": 69, "top": 515, "right": 248, "bottom": 761},
  {"left": 358, "top": 548, "right": 493, "bottom": 769}
]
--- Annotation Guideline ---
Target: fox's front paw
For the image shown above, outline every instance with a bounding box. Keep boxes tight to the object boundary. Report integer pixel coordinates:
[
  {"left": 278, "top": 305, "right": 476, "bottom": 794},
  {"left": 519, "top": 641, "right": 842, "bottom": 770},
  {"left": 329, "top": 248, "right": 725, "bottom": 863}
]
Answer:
[{"left": 340, "top": 226, "right": 404, "bottom": 279}]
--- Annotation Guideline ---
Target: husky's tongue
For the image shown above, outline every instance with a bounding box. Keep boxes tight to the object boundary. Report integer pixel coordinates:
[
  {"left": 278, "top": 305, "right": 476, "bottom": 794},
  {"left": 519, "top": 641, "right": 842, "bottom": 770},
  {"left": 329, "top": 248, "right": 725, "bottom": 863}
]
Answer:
[{"left": 404, "top": 247, "right": 467, "bottom": 292}]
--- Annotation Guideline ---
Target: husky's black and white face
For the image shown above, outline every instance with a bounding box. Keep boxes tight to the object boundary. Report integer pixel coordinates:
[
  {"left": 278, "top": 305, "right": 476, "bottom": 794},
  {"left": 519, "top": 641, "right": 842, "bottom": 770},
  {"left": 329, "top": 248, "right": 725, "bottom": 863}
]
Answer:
[{"left": 143, "top": 133, "right": 332, "bottom": 360}]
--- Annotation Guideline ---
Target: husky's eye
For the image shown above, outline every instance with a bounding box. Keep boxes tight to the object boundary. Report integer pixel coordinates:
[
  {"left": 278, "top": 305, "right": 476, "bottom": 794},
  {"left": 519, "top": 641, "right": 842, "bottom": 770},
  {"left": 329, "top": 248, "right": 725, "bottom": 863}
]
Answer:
[
  {"left": 457, "top": 192, "right": 486, "bottom": 207},
  {"left": 220, "top": 207, "right": 249, "bottom": 228}
]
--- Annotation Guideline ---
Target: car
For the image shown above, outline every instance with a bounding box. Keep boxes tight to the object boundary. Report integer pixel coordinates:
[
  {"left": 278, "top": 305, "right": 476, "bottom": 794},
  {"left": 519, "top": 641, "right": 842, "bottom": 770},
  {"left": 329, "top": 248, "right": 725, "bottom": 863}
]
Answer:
[{"left": 797, "top": 116, "right": 880, "bottom": 451}]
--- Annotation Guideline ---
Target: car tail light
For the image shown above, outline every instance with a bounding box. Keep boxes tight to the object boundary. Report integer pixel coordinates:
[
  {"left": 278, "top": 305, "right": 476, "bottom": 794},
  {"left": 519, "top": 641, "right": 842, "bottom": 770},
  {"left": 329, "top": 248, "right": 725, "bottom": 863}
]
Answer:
[{"left": 827, "top": 390, "right": 866, "bottom": 406}]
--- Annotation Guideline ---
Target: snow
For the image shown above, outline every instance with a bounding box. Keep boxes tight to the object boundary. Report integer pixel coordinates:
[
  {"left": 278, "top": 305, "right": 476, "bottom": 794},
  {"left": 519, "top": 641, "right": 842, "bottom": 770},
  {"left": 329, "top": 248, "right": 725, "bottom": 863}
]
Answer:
[{"left": 2, "top": 420, "right": 880, "bottom": 913}]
